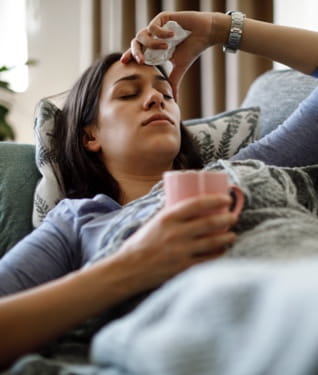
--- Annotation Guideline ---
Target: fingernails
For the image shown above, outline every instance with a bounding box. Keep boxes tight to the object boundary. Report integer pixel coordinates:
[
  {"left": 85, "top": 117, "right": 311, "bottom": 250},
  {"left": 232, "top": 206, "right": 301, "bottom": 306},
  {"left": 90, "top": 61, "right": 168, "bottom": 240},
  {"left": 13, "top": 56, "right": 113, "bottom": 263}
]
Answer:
[
  {"left": 136, "top": 55, "right": 144, "bottom": 64},
  {"left": 158, "top": 43, "right": 168, "bottom": 49}
]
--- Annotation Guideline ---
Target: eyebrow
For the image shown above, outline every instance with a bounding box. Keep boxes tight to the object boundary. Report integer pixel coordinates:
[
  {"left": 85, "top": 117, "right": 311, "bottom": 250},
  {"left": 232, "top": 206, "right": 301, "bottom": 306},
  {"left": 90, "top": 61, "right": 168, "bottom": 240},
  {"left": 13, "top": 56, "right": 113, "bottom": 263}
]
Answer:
[{"left": 113, "top": 73, "right": 169, "bottom": 86}]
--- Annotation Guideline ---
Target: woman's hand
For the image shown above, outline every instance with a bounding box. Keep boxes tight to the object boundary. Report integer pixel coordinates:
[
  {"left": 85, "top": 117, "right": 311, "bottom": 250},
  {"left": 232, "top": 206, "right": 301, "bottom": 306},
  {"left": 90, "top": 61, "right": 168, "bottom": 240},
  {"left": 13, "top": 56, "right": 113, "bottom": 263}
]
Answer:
[
  {"left": 121, "top": 11, "right": 230, "bottom": 99},
  {"left": 122, "top": 10, "right": 318, "bottom": 95},
  {"left": 118, "top": 193, "right": 237, "bottom": 289},
  {"left": 0, "top": 194, "right": 236, "bottom": 367}
]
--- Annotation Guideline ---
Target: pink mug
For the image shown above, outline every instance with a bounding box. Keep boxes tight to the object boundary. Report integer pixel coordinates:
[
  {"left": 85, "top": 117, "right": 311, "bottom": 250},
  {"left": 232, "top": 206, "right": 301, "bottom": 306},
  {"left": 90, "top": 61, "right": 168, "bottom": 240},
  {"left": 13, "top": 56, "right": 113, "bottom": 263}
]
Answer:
[{"left": 163, "top": 170, "right": 244, "bottom": 217}]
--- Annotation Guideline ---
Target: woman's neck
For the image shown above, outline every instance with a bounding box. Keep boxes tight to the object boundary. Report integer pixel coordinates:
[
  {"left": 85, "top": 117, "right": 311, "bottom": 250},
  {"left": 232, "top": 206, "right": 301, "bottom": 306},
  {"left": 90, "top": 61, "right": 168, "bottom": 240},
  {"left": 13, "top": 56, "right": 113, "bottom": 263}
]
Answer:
[
  {"left": 116, "top": 173, "right": 163, "bottom": 205},
  {"left": 105, "top": 158, "right": 174, "bottom": 205}
]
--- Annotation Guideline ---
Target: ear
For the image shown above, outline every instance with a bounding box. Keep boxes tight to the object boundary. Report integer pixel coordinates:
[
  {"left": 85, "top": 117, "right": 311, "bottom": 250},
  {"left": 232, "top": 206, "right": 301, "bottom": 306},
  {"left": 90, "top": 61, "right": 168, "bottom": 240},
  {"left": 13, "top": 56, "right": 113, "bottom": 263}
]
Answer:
[{"left": 82, "top": 125, "right": 101, "bottom": 152}]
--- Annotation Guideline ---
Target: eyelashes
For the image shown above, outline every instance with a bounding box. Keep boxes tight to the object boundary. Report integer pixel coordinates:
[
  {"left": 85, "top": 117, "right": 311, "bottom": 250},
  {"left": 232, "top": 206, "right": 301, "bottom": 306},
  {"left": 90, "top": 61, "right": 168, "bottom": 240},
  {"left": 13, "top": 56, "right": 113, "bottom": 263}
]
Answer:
[
  {"left": 163, "top": 94, "right": 174, "bottom": 100},
  {"left": 119, "top": 94, "right": 136, "bottom": 100},
  {"left": 119, "top": 92, "right": 174, "bottom": 100}
]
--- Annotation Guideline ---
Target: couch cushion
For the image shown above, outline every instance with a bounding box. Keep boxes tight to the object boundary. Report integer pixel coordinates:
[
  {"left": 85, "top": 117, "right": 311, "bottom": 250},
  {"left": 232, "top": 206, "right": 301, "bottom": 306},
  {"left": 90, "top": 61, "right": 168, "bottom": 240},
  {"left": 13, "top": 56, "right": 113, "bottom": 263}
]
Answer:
[
  {"left": 0, "top": 142, "right": 40, "bottom": 256},
  {"left": 241, "top": 69, "right": 318, "bottom": 138}
]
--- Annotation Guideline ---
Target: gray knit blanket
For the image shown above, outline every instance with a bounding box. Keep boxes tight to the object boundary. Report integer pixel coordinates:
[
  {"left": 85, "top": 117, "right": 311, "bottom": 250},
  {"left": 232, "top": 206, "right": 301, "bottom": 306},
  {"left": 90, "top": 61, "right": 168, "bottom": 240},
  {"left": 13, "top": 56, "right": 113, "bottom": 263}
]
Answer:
[{"left": 5, "top": 160, "right": 318, "bottom": 375}]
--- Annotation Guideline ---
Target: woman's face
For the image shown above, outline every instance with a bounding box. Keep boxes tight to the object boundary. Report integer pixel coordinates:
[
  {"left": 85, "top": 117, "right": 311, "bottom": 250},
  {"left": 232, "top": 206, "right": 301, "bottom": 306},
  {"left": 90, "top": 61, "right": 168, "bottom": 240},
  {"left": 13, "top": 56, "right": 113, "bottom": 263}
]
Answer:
[{"left": 84, "top": 60, "right": 181, "bottom": 175}]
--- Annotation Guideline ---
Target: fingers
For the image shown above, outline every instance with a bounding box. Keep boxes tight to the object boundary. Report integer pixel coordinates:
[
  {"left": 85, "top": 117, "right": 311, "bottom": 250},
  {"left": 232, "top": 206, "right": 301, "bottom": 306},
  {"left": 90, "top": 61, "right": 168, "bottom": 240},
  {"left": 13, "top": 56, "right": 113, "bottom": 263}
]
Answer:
[
  {"left": 176, "top": 232, "right": 236, "bottom": 273},
  {"left": 192, "top": 231, "right": 236, "bottom": 256},
  {"left": 163, "top": 194, "right": 232, "bottom": 221},
  {"left": 135, "top": 28, "right": 169, "bottom": 49},
  {"left": 143, "top": 11, "right": 176, "bottom": 38},
  {"left": 130, "top": 39, "right": 144, "bottom": 64},
  {"left": 120, "top": 49, "right": 133, "bottom": 64},
  {"left": 118, "top": 194, "right": 238, "bottom": 290},
  {"left": 158, "top": 195, "right": 238, "bottom": 257},
  {"left": 187, "top": 212, "right": 238, "bottom": 237},
  {"left": 146, "top": 23, "right": 174, "bottom": 39},
  {"left": 121, "top": 25, "right": 171, "bottom": 65}
]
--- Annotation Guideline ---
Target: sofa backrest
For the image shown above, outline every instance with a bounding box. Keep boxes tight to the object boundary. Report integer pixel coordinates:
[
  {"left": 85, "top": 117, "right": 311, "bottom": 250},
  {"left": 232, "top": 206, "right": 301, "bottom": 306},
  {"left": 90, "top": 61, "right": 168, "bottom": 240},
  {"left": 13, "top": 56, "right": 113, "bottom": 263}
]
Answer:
[
  {"left": 241, "top": 69, "right": 318, "bottom": 138},
  {"left": 0, "top": 142, "right": 40, "bottom": 256}
]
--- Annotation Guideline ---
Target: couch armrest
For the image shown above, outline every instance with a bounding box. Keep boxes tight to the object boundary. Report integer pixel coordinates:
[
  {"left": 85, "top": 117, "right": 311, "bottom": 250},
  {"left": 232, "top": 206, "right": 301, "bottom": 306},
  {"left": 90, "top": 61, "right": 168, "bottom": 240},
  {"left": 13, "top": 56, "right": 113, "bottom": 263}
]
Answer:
[{"left": 241, "top": 69, "right": 318, "bottom": 138}]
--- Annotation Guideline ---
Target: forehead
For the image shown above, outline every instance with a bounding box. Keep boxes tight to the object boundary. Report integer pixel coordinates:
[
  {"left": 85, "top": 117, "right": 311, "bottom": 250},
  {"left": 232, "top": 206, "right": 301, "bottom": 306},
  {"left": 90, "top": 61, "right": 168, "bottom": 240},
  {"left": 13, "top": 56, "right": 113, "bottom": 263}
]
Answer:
[{"left": 103, "top": 60, "right": 168, "bottom": 88}]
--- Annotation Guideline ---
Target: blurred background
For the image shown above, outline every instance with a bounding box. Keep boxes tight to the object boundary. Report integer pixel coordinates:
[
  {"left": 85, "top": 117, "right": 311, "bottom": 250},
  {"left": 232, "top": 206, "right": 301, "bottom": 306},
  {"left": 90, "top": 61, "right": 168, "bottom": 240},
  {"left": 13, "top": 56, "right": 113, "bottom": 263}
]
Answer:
[{"left": 0, "top": 0, "right": 317, "bottom": 143}]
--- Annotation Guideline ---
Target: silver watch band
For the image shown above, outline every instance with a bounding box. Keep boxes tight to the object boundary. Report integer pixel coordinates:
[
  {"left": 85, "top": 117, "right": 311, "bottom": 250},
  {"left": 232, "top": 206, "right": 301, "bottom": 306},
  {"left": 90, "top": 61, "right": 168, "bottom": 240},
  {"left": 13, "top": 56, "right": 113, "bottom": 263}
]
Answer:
[{"left": 223, "top": 11, "right": 245, "bottom": 53}]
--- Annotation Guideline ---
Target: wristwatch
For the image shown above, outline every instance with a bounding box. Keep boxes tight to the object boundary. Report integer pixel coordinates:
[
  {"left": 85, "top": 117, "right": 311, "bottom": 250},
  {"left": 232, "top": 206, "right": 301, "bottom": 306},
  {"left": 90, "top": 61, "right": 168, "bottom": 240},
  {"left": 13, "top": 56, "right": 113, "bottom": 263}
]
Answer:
[{"left": 223, "top": 11, "right": 245, "bottom": 53}]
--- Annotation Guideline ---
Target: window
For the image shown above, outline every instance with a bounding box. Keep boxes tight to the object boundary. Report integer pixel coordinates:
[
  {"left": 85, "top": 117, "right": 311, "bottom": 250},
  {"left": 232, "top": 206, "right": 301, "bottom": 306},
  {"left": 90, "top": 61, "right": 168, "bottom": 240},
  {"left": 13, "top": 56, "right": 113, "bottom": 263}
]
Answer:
[{"left": 0, "top": 0, "right": 28, "bottom": 92}]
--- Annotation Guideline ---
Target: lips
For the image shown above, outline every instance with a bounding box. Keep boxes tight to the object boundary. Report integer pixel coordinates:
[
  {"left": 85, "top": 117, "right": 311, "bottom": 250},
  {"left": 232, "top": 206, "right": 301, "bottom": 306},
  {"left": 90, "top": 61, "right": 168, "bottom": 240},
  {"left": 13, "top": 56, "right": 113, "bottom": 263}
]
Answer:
[{"left": 142, "top": 114, "right": 174, "bottom": 126}]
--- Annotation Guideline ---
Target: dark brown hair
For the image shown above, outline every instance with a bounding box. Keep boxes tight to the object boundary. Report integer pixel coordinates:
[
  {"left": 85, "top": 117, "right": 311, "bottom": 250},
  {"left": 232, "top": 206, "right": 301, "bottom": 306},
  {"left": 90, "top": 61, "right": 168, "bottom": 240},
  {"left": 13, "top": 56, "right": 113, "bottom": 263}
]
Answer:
[{"left": 53, "top": 52, "right": 203, "bottom": 201}]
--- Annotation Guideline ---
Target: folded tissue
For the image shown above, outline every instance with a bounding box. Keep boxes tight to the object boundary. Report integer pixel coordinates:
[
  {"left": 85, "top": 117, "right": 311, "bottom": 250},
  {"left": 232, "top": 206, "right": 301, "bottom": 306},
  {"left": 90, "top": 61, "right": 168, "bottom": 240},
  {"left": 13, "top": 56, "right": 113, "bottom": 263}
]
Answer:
[{"left": 144, "top": 21, "right": 191, "bottom": 66}]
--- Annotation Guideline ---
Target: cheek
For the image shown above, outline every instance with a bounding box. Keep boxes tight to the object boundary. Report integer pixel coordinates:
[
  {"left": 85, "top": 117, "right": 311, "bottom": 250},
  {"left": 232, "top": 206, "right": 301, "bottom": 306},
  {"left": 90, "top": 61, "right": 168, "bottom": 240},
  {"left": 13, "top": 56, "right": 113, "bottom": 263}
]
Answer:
[
  {"left": 97, "top": 106, "right": 136, "bottom": 153},
  {"left": 98, "top": 104, "right": 127, "bottom": 135},
  {"left": 172, "top": 105, "right": 181, "bottom": 142},
  {"left": 172, "top": 103, "right": 181, "bottom": 124}
]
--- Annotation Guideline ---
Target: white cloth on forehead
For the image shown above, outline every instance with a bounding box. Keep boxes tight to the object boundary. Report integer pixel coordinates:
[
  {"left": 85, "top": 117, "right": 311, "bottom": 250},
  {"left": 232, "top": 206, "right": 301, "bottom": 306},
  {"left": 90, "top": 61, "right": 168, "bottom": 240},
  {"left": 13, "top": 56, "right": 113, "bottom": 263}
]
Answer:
[{"left": 144, "top": 21, "right": 191, "bottom": 66}]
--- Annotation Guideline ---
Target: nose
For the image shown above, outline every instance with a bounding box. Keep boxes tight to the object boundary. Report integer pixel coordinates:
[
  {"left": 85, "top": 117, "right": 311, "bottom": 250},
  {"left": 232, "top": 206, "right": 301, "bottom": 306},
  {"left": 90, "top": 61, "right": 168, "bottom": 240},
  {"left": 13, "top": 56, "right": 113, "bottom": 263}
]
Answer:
[{"left": 143, "top": 89, "right": 165, "bottom": 110}]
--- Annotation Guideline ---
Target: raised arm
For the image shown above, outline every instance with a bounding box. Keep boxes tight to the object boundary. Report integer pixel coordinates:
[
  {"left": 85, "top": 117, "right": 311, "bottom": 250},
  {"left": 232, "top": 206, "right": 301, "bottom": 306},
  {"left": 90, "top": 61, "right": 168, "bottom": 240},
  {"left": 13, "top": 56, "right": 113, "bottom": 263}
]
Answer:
[
  {"left": 121, "top": 11, "right": 318, "bottom": 96},
  {"left": 239, "top": 17, "right": 318, "bottom": 74}
]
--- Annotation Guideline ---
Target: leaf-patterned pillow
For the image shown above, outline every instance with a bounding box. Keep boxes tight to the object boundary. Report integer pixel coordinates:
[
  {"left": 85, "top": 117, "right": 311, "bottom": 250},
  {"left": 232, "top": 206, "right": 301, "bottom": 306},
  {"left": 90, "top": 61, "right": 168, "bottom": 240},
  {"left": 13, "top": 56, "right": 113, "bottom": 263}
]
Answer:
[
  {"left": 32, "top": 99, "right": 64, "bottom": 228},
  {"left": 32, "top": 102, "right": 259, "bottom": 227},
  {"left": 183, "top": 107, "right": 260, "bottom": 165}
]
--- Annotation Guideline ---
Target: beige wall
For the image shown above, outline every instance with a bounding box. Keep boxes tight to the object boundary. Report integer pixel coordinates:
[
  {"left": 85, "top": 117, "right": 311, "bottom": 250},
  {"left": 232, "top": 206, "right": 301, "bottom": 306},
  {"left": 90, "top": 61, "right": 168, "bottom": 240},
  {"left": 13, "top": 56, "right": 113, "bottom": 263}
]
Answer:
[
  {"left": 8, "top": 0, "right": 94, "bottom": 144},
  {"left": 274, "top": 0, "right": 318, "bottom": 70}
]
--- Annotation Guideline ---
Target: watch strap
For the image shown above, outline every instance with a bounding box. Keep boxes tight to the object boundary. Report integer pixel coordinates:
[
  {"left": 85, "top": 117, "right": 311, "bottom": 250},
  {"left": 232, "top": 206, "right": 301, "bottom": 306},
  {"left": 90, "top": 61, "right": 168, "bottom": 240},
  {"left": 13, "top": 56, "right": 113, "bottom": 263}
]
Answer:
[{"left": 223, "top": 11, "right": 245, "bottom": 53}]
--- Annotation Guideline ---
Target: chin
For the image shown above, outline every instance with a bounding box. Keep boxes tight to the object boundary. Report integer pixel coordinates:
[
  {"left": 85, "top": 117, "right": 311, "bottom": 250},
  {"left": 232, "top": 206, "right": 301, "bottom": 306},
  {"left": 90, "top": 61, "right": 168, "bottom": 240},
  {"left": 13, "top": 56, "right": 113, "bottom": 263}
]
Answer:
[
  {"left": 151, "top": 138, "right": 180, "bottom": 155},
  {"left": 141, "top": 145, "right": 179, "bottom": 167}
]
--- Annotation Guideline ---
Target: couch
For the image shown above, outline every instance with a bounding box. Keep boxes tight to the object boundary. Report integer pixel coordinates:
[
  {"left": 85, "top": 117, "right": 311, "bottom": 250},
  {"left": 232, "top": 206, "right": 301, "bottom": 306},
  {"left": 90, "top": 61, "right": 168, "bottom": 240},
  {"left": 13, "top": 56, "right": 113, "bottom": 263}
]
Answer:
[{"left": 1, "top": 69, "right": 318, "bottom": 374}]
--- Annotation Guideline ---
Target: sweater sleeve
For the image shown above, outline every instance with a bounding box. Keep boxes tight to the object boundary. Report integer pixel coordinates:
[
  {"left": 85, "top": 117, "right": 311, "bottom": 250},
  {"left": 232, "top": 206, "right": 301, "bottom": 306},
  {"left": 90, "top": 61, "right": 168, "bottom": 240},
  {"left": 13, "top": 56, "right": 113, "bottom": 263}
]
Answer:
[
  {"left": 231, "top": 86, "right": 318, "bottom": 167},
  {"left": 0, "top": 200, "right": 81, "bottom": 296}
]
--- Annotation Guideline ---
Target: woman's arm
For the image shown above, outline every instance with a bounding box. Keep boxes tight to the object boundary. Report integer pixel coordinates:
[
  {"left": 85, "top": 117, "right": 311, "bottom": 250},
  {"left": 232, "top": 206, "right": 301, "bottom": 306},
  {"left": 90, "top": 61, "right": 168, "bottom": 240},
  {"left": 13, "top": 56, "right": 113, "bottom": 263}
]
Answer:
[
  {"left": 0, "top": 254, "right": 132, "bottom": 368},
  {"left": 231, "top": 86, "right": 318, "bottom": 167},
  {"left": 0, "top": 201, "right": 83, "bottom": 296},
  {"left": 0, "top": 194, "right": 237, "bottom": 368},
  {"left": 122, "top": 11, "right": 318, "bottom": 96},
  {"left": 239, "top": 17, "right": 318, "bottom": 75}
]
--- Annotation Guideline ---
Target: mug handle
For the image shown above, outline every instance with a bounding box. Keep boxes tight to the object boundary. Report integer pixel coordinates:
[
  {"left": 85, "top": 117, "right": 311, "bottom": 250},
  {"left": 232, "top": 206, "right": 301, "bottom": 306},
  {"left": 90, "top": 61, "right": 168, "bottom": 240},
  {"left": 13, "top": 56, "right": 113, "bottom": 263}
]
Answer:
[{"left": 228, "top": 185, "right": 245, "bottom": 216}]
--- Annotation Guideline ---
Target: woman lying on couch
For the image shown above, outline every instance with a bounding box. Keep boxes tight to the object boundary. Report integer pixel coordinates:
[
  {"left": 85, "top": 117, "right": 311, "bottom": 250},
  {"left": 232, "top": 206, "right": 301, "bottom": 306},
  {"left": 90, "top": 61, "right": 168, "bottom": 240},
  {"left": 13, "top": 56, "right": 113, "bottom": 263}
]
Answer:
[{"left": 0, "top": 11, "right": 318, "bottom": 370}]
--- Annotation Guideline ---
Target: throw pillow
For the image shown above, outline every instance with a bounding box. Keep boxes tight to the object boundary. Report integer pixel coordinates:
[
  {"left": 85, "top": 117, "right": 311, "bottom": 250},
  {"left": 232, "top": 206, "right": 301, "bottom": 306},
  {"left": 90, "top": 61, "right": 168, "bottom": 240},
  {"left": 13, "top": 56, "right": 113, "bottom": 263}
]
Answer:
[
  {"left": 32, "top": 99, "right": 64, "bottom": 227},
  {"left": 32, "top": 101, "right": 260, "bottom": 227},
  {"left": 183, "top": 107, "right": 260, "bottom": 165}
]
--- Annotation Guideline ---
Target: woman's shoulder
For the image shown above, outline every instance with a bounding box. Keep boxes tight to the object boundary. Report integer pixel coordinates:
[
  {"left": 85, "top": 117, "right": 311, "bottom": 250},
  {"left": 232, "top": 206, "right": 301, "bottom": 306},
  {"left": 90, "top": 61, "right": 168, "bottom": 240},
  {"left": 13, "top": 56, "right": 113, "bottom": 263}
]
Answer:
[{"left": 46, "top": 194, "right": 122, "bottom": 222}]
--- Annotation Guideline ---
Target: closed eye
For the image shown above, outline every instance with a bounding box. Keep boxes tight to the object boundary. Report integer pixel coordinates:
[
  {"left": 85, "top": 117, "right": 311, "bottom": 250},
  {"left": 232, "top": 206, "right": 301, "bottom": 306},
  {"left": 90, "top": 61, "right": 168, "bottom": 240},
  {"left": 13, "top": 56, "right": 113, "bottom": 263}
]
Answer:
[
  {"left": 163, "top": 94, "right": 173, "bottom": 100},
  {"left": 120, "top": 93, "right": 173, "bottom": 100},
  {"left": 119, "top": 94, "right": 137, "bottom": 100}
]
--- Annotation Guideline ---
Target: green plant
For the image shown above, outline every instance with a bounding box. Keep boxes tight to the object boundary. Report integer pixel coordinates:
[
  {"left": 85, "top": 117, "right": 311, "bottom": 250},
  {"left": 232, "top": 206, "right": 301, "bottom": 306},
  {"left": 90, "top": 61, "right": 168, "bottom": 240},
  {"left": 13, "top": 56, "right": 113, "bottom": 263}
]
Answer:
[
  {"left": 0, "top": 65, "right": 15, "bottom": 141},
  {"left": 0, "top": 60, "right": 36, "bottom": 141}
]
